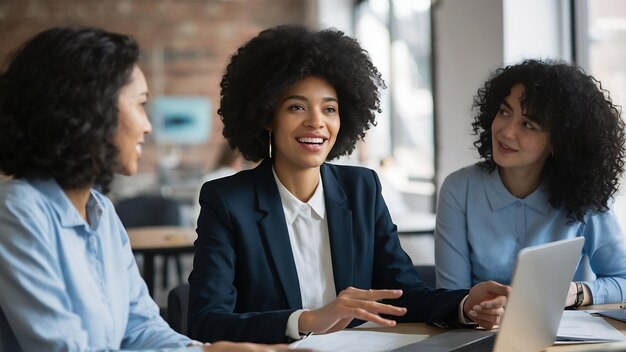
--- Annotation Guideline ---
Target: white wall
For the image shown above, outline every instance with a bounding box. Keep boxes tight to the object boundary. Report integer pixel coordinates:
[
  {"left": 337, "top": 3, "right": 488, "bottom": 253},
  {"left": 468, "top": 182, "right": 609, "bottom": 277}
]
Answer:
[
  {"left": 317, "top": 0, "right": 354, "bottom": 34},
  {"left": 433, "top": 0, "right": 504, "bottom": 190},
  {"left": 504, "top": 0, "right": 572, "bottom": 64}
]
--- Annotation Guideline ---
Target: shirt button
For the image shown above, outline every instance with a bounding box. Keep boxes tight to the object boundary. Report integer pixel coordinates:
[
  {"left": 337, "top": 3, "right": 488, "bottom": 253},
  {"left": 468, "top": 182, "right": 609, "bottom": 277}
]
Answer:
[
  {"left": 89, "top": 237, "right": 97, "bottom": 247},
  {"left": 515, "top": 201, "right": 522, "bottom": 207}
]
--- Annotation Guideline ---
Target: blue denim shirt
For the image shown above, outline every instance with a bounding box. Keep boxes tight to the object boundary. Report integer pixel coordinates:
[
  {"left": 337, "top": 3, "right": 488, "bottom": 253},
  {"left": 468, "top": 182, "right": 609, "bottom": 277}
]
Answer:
[
  {"left": 0, "top": 179, "right": 191, "bottom": 351},
  {"left": 435, "top": 164, "right": 626, "bottom": 304}
]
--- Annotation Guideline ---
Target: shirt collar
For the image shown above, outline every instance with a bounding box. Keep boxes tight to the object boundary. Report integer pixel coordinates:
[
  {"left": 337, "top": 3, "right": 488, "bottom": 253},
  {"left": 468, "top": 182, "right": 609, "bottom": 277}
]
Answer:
[
  {"left": 30, "top": 178, "right": 105, "bottom": 229},
  {"left": 272, "top": 168, "right": 326, "bottom": 224},
  {"left": 308, "top": 178, "right": 326, "bottom": 219},
  {"left": 483, "top": 168, "right": 551, "bottom": 214}
]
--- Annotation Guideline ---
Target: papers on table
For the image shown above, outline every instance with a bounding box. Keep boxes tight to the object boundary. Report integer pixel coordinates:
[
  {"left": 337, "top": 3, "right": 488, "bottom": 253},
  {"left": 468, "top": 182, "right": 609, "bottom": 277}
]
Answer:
[
  {"left": 289, "top": 311, "right": 626, "bottom": 351},
  {"left": 597, "top": 309, "right": 626, "bottom": 323},
  {"left": 556, "top": 310, "right": 626, "bottom": 343},
  {"left": 289, "top": 328, "right": 428, "bottom": 351}
]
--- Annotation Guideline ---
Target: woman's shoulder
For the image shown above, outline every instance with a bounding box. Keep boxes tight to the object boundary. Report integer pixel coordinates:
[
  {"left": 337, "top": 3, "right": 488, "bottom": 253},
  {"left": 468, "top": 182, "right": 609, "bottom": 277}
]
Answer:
[
  {"left": 442, "top": 163, "right": 486, "bottom": 187},
  {"left": 198, "top": 166, "right": 263, "bottom": 205},
  {"left": 582, "top": 205, "right": 622, "bottom": 228},
  {"left": 202, "top": 166, "right": 255, "bottom": 188},
  {"left": 322, "top": 162, "right": 379, "bottom": 186},
  {"left": 0, "top": 179, "right": 56, "bottom": 233},
  {"left": 324, "top": 162, "right": 375, "bottom": 177},
  {"left": 0, "top": 178, "right": 46, "bottom": 205}
]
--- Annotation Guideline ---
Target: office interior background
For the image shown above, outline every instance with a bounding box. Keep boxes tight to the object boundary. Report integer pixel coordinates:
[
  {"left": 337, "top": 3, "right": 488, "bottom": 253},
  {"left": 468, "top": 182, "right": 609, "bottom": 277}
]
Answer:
[{"left": 1, "top": 0, "right": 625, "bottom": 307}]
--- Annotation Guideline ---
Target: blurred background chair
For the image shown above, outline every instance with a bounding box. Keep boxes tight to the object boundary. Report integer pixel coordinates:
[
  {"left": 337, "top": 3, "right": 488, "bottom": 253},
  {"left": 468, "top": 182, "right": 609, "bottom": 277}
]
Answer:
[
  {"left": 167, "top": 283, "right": 190, "bottom": 335},
  {"left": 414, "top": 265, "right": 436, "bottom": 288},
  {"left": 115, "top": 194, "right": 184, "bottom": 290}
]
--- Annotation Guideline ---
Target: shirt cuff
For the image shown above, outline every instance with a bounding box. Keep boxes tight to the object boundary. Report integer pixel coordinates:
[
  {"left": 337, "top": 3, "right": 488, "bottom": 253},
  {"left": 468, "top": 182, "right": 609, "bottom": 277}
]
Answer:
[
  {"left": 458, "top": 295, "right": 477, "bottom": 325},
  {"left": 187, "top": 340, "right": 205, "bottom": 346},
  {"left": 286, "top": 309, "right": 309, "bottom": 340}
]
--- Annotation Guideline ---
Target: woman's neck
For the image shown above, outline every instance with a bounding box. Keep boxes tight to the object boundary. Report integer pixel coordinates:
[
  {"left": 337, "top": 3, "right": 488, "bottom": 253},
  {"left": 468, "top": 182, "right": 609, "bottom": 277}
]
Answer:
[
  {"left": 63, "top": 186, "right": 92, "bottom": 223},
  {"left": 497, "top": 166, "right": 543, "bottom": 199},
  {"left": 273, "top": 163, "right": 320, "bottom": 203}
]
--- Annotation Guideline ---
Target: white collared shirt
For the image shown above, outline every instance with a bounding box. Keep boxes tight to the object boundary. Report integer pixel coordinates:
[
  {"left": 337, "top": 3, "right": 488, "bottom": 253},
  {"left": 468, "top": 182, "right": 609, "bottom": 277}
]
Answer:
[{"left": 272, "top": 169, "right": 336, "bottom": 338}]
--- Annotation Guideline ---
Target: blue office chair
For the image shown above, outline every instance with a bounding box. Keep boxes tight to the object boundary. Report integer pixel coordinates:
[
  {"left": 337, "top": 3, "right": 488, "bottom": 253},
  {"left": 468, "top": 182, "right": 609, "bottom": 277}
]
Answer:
[{"left": 115, "top": 194, "right": 184, "bottom": 289}]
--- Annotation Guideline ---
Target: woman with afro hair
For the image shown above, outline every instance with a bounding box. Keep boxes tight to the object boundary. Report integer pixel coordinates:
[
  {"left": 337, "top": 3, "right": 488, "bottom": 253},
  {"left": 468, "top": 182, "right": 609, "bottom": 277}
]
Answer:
[
  {"left": 189, "top": 24, "right": 509, "bottom": 344},
  {"left": 435, "top": 59, "right": 626, "bottom": 308}
]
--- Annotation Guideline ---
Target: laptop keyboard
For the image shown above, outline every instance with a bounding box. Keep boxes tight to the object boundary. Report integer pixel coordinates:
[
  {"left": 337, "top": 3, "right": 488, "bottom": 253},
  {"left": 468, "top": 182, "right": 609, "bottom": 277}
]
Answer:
[{"left": 449, "top": 334, "right": 496, "bottom": 352}]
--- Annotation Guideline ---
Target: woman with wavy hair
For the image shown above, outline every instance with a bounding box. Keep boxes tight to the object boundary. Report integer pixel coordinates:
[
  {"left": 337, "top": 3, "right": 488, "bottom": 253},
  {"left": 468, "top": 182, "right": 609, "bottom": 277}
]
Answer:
[
  {"left": 435, "top": 59, "right": 626, "bottom": 308},
  {"left": 189, "top": 24, "right": 510, "bottom": 344},
  {"left": 0, "top": 25, "right": 306, "bottom": 352}
]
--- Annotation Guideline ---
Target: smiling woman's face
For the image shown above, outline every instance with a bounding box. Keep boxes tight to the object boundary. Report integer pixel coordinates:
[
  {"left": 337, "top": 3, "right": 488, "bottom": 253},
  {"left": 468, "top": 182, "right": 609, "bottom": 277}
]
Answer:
[
  {"left": 270, "top": 76, "right": 340, "bottom": 175},
  {"left": 113, "top": 65, "right": 152, "bottom": 176}
]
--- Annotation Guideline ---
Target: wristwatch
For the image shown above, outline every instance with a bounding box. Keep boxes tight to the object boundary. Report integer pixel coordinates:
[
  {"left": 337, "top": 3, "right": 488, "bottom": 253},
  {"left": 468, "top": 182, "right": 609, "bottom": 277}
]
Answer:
[{"left": 573, "top": 282, "right": 584, "bottom": 307}]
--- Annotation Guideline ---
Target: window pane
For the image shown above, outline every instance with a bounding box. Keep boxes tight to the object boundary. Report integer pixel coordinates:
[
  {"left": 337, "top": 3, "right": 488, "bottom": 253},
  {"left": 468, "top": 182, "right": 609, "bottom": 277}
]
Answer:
[
  {"left": 581, "top": 0, "right": 626, "bottom": 228},
  {"left": 355, "top": 0, "right": 435, "bottom": 195},
  {"left": 390, "top": 0, "right": 434, "bottom": 183}
]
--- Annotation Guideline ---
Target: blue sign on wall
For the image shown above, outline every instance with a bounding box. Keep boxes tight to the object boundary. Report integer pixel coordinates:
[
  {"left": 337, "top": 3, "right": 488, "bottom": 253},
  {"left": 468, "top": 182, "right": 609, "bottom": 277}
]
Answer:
[{"left": 151, "top": 96, "right": 211, "bottom": 145}]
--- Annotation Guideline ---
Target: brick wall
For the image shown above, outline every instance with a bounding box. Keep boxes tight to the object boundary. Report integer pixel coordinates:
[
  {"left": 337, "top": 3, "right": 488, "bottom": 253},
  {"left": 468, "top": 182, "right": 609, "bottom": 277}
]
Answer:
[{"left": 0, "top": 0, "right": 319, "bottom": 177}]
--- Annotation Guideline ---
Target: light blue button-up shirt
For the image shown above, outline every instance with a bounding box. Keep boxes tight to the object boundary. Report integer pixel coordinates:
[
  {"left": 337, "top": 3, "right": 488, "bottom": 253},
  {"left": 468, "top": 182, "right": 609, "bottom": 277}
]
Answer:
[
  {"left": 435, "top": 164, "right": 626, "bottom": 304},
  {"left": 0, "top": 179, "right": 191, "bottom": 351}
]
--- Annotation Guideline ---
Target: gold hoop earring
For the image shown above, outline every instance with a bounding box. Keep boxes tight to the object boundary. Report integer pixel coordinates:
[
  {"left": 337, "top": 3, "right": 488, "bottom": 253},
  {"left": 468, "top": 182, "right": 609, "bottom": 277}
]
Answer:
[{"left": 268, "top": 130, "right": 272, "bottom": 159}]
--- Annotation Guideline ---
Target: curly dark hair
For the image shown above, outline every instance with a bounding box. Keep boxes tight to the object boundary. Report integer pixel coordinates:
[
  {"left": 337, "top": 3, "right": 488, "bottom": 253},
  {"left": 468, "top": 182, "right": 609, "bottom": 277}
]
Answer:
[
  {"left": 472, "top": 59, "right": 625, "bottom": 222},
  {"left": 218, "top": 24, "right": 385, "bottom": 161},
  {"left": 0, "top": 26, "right": 139, "bottom": 192}
]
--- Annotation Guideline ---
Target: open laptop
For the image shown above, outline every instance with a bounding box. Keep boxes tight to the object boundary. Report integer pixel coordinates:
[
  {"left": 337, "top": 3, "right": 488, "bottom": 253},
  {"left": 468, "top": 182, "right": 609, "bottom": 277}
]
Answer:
[{"left": 392, "top": 236, "right": 585, "bottom": 352}]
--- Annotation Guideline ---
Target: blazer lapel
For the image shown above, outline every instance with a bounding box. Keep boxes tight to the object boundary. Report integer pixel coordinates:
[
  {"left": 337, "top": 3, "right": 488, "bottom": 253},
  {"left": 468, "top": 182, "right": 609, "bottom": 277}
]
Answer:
[
  {"left": 254, "top": 160, "right": 302, "bottom": 309},
  {"left": 321, "top": 164, "right": 354, "bottom": 292}
]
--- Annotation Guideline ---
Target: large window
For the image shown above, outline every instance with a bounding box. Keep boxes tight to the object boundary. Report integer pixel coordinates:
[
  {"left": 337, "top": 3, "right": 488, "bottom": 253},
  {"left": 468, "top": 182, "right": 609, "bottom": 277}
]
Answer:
[
  {"left": 577, "top": 0, "right": 626, "bottom": 104},
  {"left": 355, "top": 0, "right": 435, "bottom": 198},
  {"left": 576, "top": 0, "right": 626, "bottom": 228}
]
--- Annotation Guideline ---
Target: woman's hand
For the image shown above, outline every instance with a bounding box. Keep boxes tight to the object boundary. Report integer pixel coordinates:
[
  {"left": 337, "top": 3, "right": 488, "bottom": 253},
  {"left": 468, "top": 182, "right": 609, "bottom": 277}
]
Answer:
[
  {"left": 298, "top": 286, "right": 407, "bottom": 335},
  {"left": 464, "top": 281, "right": 511, "bottom": 329},
  {"left": 565, "top": 282, "right": 578, "bottom": 307},
  {"left": 565, "top": 281, "right": 591, "bottom": 307}
]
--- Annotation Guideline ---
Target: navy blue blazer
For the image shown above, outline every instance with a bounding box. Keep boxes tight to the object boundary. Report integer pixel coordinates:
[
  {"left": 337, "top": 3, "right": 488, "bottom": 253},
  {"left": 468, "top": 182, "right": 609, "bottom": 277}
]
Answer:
[{"left": 189, "top": 159, "right": 469, "bottom": 343}]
